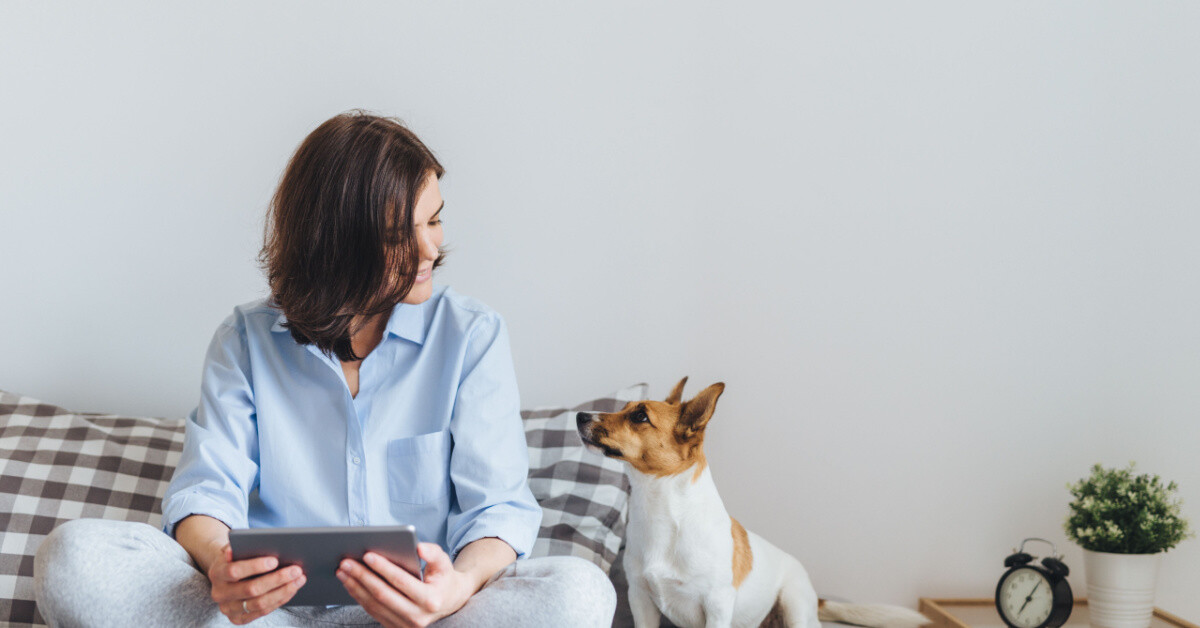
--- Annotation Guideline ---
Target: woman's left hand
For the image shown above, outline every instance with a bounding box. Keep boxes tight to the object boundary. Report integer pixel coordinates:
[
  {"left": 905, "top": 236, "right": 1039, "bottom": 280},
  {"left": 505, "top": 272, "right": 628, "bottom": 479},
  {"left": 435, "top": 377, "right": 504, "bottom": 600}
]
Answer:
[{"left": 337, "top": 542, "right": 476, "bottom": 628}]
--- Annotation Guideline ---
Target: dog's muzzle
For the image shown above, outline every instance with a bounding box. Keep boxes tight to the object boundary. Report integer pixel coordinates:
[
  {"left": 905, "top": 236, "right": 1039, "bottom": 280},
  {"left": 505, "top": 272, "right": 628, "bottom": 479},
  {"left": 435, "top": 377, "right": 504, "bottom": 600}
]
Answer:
[
  {"left": 575, "top": 412, "right": 599, "bottom": 442},
  {"left": 576, "top": 412, "right": 624, "bottom": 459}
]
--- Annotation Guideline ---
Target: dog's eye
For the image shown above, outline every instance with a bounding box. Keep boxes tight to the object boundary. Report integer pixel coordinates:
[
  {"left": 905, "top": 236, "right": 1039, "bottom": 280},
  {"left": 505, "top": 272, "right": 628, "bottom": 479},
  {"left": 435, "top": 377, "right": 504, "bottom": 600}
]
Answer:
[{"left": 631, "top": 411, "right": 650, "bottom": 424}]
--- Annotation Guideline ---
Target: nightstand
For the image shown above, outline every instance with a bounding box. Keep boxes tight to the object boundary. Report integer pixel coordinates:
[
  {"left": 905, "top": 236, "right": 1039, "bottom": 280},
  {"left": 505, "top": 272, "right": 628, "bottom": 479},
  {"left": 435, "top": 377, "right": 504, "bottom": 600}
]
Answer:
[{"left": 918, "top": 599, "right": 1197, "bottom": 628}]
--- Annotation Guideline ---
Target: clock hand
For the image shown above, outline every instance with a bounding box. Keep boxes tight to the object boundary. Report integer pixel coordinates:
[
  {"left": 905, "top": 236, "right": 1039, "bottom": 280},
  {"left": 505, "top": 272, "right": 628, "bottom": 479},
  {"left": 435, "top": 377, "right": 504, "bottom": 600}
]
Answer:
[{"left": 1018, "top": 580, "right": 1041, "bottom": 614}]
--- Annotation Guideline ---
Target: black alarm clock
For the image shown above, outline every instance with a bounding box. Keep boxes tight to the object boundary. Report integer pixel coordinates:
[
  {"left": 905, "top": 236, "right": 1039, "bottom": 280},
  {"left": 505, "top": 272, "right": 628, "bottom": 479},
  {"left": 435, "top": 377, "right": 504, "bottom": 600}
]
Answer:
[{"left": 995, "top": 538, "right": 1073, "bottom": 628}]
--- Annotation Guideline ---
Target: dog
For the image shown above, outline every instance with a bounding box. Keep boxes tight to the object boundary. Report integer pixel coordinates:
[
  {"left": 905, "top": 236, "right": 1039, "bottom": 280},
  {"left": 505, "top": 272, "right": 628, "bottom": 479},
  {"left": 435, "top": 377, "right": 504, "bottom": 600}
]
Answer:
[{"left": 576, "top": 377, "right": 929, "bottom": 628}]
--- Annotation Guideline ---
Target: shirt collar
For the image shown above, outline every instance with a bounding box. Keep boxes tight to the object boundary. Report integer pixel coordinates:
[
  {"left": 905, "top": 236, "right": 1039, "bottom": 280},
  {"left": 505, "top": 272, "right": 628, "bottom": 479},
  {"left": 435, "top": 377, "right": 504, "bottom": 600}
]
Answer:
[
  {"left": 270, "top": 300, "right": 427, "bottom": 345},
  {"left": 383, "top": 300, "right": 427, "bottom": 345}
]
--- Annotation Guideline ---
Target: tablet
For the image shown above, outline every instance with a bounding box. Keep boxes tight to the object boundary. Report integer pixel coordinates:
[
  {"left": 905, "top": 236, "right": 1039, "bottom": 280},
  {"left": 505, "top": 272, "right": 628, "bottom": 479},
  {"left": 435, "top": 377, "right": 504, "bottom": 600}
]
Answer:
[{"left": 229, "top": 525, "right": 422, "bottom": 607}]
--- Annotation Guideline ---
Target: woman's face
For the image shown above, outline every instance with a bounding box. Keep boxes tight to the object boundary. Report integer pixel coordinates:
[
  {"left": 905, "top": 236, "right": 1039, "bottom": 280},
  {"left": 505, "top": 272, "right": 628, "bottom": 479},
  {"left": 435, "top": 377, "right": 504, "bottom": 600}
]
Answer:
[{"left": 399, "top": 171, "right": 444, "bottom": 305}]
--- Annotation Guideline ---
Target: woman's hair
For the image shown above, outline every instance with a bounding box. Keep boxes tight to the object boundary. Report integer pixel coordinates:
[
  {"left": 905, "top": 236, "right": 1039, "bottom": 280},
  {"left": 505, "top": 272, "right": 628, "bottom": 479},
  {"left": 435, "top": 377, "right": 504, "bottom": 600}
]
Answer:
[{"left": 258, "top": 110, "right": 446, "bottom": 362}]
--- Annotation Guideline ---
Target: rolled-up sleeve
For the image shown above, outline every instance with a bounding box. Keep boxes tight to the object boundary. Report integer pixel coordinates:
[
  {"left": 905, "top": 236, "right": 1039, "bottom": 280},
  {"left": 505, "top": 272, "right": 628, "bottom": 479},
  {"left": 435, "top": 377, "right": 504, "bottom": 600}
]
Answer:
[
  {"left": 445, "top": 313, "right": 542, "bottom": 560},
  {"left": 160, "top": 320, "right": 260, "bottom": 538}
]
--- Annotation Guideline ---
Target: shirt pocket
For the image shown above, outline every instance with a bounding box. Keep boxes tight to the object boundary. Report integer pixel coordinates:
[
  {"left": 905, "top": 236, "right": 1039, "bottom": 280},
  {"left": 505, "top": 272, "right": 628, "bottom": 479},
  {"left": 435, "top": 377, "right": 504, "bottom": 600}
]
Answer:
[{"left": 386, "top": 429, "right": 452, "bottom": 505}]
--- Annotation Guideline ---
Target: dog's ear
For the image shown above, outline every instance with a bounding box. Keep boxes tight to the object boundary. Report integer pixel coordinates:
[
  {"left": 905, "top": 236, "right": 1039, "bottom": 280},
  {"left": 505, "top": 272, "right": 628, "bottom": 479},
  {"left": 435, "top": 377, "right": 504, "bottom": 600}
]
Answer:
[
  {"left": 677, "top": 382, "right": 724, "bottom": 438},
  {"left": 664, "top": 376, "right": 688, "bottom": 405}
]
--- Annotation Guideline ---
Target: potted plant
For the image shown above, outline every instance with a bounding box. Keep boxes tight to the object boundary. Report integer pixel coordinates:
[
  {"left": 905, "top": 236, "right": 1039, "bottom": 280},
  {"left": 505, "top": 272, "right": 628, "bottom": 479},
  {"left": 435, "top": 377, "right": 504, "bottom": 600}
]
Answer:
[{"left": 1064, "top": 463, "right": 1193, "bottom": 628}]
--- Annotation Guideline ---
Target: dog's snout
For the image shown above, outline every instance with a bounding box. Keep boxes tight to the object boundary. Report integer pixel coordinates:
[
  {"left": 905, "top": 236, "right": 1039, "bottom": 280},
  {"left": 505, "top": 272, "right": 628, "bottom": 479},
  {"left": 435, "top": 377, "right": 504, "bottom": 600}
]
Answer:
[{"left": 575, "top": 412, "right": 592, "bottom": 427}]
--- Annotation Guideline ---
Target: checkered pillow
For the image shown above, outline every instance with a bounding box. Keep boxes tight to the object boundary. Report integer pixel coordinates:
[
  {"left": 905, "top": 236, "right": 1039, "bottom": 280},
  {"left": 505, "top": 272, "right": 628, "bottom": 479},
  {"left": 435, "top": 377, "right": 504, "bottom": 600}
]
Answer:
[
  {"left": 0, "top": 390, "right": 186, "bottom": 627},
  {"left": 522, "top": 383, "right": 646, "bottom": 574}
]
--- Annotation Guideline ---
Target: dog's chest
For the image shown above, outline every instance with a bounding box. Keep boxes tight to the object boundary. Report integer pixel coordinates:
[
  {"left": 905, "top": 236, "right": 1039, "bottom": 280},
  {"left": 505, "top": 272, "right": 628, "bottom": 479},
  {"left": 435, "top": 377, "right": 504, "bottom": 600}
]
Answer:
[
  {"left": 626, "top": 471, "right": 734, "bottom": 623},
  {"left": 629, "top": 518, "right": 727, "bottom": 625},
  {"left": 632, "top": 513, "right": 725, "bottom": 576},
  {"left": 644, "top": 548, "right": 721, "bottom": 604}
]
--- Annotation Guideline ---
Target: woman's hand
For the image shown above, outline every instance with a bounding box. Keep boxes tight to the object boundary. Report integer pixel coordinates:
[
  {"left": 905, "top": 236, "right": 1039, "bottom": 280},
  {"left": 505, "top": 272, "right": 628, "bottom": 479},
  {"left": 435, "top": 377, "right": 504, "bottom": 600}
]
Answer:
[
  {"left": 336, "top": 542, "right": 477, "bottom": 628},
  {"left": 208, "top": 544, "right": 307, "bottom": 625}
]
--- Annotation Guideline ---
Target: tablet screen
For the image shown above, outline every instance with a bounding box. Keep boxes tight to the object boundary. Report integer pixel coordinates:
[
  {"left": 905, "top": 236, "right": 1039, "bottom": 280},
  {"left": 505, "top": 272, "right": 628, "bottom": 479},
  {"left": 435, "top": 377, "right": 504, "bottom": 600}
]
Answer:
[{"left": 229, "top": 525, "right": 422, "bottom": 607}]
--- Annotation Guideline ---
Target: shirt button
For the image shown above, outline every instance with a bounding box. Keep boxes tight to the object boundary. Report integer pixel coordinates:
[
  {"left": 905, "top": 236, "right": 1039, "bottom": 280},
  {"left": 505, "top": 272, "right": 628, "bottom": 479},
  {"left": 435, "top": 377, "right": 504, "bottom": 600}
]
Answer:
[{"left": 352, "top": 456, "right": 361, "bottom": 465}]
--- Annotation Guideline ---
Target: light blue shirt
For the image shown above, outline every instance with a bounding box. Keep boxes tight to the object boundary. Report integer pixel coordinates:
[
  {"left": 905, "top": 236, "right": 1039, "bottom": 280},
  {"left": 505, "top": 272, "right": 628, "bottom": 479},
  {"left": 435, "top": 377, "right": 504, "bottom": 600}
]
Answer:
[{"left": 160, "top": 284, "right": 542, "bottom": 560}]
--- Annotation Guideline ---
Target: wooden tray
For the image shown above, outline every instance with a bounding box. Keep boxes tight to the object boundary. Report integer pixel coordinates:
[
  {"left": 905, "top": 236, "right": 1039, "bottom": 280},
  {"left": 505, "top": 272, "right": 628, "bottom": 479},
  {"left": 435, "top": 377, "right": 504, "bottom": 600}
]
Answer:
[{"left": 918, "top": 598, "right": 1197, "bottom": 628}]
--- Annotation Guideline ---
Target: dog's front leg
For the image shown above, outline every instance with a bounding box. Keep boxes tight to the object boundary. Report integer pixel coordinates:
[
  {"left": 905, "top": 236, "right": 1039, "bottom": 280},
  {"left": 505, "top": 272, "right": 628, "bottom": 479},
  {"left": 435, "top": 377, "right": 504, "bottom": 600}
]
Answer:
[
  {"left": 628, "top": 580, "right": 662, "bottom": 628},
  {"left": 702, "top": 589, "right": 737, "bottom": 628}
]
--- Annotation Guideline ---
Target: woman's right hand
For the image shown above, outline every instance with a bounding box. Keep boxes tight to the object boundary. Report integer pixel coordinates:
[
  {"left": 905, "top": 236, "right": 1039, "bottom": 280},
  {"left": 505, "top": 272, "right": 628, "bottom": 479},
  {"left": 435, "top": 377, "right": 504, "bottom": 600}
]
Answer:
[{"left": 207, "top": 544, "right": 307, "bottom": 625}]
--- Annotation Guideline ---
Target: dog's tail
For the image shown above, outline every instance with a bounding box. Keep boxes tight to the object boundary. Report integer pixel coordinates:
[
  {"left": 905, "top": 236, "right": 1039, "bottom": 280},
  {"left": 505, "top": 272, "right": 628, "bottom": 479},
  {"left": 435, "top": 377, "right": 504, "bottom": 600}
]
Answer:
[{"left": 817, "top": 599, "right": 930, "bottom": 628}]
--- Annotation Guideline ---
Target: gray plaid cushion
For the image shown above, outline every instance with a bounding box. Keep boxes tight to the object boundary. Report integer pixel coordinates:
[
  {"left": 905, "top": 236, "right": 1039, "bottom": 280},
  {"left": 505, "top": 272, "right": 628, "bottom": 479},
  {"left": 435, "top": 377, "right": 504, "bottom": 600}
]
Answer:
[
  {"left": 0, "top": 390, "right": 186, "bottom": 627},
  {"left": 522, "top": 383, "right": 646, "bottom": 574}
]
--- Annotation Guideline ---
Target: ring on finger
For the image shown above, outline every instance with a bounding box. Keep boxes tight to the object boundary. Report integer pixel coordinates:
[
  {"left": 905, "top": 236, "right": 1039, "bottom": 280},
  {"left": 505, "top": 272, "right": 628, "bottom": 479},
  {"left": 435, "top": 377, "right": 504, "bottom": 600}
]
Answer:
[{"left": 243, "top": 600, "right": 250, "bottom": 614}]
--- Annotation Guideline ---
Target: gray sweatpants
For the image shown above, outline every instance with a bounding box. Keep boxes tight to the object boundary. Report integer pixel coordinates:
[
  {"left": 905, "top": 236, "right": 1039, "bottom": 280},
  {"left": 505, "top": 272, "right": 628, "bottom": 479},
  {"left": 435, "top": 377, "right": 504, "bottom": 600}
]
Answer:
[{"left": 34, "top": 519, "right": 616, "bottom": 628}]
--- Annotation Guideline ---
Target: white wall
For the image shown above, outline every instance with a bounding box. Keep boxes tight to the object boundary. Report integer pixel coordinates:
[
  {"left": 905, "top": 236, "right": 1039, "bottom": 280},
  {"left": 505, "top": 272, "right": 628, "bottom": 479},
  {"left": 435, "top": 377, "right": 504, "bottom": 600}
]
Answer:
[{"left": 3, "top": 1, "right": 1197, "bottom": 617}]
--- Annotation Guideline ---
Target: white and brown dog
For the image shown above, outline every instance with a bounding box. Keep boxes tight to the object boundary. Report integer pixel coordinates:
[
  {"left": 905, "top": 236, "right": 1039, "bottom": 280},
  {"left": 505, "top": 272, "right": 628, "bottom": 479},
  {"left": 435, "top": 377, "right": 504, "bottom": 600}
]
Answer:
[{"left": 576, "top": 377, "right": 929, "bottom": 628}]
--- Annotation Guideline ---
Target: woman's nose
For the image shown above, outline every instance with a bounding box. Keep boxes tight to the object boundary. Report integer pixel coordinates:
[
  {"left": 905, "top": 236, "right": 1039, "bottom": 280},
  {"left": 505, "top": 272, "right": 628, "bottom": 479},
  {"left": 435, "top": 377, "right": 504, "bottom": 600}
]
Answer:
[{"left": 418, "top": 231, "right": 439, "bottom": 259}]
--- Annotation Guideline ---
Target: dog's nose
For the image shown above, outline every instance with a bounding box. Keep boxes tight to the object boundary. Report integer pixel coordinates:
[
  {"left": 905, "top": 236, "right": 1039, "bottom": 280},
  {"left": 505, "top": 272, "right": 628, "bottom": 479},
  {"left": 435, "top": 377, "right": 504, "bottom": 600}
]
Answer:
[{"left": 576, "top": 412, "right": 591, "bottom": 427}]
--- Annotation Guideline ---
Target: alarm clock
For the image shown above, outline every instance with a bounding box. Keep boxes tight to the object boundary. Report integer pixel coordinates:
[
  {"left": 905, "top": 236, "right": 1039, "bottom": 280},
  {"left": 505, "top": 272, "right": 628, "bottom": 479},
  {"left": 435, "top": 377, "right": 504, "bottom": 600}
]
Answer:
[{"left": 995, "top": 538, "right": 1073, "bottom": 628}]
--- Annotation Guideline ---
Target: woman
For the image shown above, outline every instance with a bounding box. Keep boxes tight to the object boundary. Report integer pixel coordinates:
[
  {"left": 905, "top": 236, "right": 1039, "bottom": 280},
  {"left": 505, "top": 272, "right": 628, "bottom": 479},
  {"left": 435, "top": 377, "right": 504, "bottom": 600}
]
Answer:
[{"left": 34, "top": 111, "right": 616, "bottom": 627}]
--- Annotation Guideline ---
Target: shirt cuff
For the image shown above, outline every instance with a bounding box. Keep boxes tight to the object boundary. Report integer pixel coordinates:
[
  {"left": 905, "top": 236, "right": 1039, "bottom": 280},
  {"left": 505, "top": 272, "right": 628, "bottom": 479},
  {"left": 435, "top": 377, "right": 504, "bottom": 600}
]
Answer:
[
  {"left": 160, "top": 490, "right": 246, "bottom": 538},
  {"left": 449, "top": 505, "right": 542, "bottom": 561}
]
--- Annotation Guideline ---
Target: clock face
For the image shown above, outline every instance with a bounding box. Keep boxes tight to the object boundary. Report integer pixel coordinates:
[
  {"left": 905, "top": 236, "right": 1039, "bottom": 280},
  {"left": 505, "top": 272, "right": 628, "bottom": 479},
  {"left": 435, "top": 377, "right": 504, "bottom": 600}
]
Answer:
[{"left": 998, "top": 567, "right": 1055, "bottom": 628}]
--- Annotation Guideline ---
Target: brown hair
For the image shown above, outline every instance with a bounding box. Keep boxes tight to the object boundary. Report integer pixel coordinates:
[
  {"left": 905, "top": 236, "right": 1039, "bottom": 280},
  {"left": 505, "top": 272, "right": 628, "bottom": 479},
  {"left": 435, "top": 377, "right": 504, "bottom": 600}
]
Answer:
[{"left": 257, "top": 110, "right": 447, "bottom": 362}]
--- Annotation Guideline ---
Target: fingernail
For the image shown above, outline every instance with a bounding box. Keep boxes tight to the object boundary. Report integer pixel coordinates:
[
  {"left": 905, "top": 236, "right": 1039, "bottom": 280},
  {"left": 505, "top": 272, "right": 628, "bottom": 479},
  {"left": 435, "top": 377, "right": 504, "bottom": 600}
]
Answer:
[
  {"left": 340, "top": 559, "right": 352, "bottom": 571},
  {"left": 336, "top": 570, "right": 346, "bottom": 581},
  {"left": 289, "top": 567, "right": 302, "bottom": 578},
  {"left": 363, "top": 553, "right": 376, "bottom": 564}
]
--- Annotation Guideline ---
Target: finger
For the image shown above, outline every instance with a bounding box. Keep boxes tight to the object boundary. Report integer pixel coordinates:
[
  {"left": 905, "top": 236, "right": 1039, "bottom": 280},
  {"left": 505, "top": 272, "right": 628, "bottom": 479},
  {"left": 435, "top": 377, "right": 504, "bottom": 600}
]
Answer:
[
  {"left": 417, "top": 543, "right": 453, "bottom": 575},
  {"left": 242, "top": 572, "right": 308, "bottom": 622},
  {"left": 362, "top": 552, "right": 431, "bottom": 609},
  {"left": 339, "top": 559, "right": 425, "bottom": 620},
  {"left": 207, "top": 545, "right": 233, "bottom": 589},
  {"left": 218, "top": 601, "right": 250, "bottom": 625},
  {"left": 337, "top": 567, "right": 411, "bottom": 627},
  {"left": 211, "top": 557, "right": 283, "bottom": 603},
  {"left": 221, "top": 555, "right": 280, "bottom": 583},
  {"left": 233, "top": 565, "right": 304, "bottom": 602}
]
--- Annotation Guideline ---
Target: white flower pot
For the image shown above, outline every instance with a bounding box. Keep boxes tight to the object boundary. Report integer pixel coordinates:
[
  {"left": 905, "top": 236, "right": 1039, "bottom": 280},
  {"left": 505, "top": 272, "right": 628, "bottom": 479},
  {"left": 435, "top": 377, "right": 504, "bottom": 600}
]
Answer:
[{"left": 1082, "top": 549, "right": 1162, "bottom": 628}]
